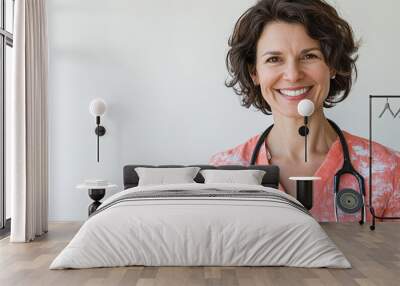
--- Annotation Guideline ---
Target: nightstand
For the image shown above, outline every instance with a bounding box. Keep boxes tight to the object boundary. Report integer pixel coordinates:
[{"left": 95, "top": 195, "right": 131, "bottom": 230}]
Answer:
[
  {"left": 289, "top": 176, "right": 321, "bottom": 210},
  {"left": 76, "top": 183, "right": 117, "bottom": 216}
]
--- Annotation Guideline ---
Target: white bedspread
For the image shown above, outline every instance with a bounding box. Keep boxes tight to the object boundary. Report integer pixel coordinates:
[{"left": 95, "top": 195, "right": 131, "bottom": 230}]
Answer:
[{"left": 50, "top": 183, "right": 351, "bottom": 269}]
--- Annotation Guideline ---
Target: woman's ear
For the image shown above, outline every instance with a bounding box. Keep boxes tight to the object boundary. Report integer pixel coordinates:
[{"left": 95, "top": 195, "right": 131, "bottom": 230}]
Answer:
[
  {"left": 248, "top": 65, "right": 259, "bottom": 85},
  {"left": 330, "top": 69, "right": 336, "bottom": 79}
]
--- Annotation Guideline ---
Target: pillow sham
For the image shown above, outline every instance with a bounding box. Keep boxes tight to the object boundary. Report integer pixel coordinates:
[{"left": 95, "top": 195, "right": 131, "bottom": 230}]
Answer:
[
  {"left": 200, "top": 169, "right": 266, "bottom": 185},
  {"left": 135, "top": 167, "right": 201, "bottom": 186}
]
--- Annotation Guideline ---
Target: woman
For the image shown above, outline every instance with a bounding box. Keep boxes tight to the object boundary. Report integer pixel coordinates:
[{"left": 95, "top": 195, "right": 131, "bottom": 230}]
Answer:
[{"left": 210, "top": 0, "right": 400, "bottom": 222}]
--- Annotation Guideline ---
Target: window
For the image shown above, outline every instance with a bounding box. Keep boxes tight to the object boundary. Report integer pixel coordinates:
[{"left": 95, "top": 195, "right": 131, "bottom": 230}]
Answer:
[{"left": 0, "top": 0, "right": 14, "bottom": 233}]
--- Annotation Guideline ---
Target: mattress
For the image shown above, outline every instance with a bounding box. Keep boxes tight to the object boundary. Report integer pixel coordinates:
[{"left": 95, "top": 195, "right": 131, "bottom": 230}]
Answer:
[{"left": 50, "top": 183, "right": 351, "bottom": 269}]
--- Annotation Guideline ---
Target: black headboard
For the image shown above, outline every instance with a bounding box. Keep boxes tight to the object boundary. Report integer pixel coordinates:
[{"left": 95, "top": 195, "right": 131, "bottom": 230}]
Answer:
[{"left": 123, "top": 165, "right": 280, "bottom": 189}]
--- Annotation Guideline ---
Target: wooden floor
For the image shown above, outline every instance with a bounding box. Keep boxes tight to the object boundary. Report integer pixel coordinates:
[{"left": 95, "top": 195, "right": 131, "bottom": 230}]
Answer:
[{"left": 0, "top": 222, "right": 399, "bottom": 286}]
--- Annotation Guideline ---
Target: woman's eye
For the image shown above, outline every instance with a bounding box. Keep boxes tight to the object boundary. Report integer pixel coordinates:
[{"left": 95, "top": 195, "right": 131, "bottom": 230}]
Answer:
[
  {"left": 302, "top": 54, "right": 318, "bottom": 60},
  {"left": 266, "top": 56, "right": 281, "bottom": 63}
]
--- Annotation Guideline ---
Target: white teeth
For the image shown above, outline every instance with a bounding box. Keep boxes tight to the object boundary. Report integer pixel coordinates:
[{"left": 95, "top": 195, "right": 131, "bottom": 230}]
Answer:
[{"left": 279, "top": 87, "right": 310, "bottom": 97}]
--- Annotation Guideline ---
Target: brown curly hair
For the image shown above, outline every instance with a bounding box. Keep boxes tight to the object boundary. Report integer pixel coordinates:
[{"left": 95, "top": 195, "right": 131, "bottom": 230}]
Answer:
[{"left": 225, "top": 0, "right": 359, "bottom": 115}]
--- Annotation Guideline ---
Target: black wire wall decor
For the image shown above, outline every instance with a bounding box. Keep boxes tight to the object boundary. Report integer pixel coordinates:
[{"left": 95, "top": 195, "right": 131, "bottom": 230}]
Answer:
[{"left": 369, "top": 95, "right": 400, "bottom": 230}]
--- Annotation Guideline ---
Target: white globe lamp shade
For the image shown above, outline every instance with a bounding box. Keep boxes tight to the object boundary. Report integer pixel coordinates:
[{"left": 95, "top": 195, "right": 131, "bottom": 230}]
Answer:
[
  {"left": 89, "top": 98, "right": 107, "bottom": 117},
  {"left": 297, "top": 99, "right": 315, "bottom": 117}
]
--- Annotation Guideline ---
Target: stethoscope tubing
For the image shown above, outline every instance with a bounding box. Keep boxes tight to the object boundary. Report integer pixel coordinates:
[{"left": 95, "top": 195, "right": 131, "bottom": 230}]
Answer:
[{"left": 251, "top": 119, "right": 366, "bottom": 222}]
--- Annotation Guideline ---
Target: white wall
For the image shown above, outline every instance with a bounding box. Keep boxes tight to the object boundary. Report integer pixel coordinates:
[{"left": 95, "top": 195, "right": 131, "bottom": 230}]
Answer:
[{"left": 47, "top": 0, "right": 400, "bottom": 221}]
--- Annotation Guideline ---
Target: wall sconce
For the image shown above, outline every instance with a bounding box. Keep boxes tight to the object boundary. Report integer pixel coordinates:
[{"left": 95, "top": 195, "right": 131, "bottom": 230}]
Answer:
[{"left": 89, "top": 98, "right": 107, "bottom": 162}]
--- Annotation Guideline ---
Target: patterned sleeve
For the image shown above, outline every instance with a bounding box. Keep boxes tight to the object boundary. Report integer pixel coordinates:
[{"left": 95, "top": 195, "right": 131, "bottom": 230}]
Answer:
[
  {"left": 383, "top": 152, "right": 400, "bottom": 217},
  {"left": 209, "top": 145, "right": 249, "bottom": 166},
  {"left": 208, "top": 136, "right": 259, "bottom": 166}
]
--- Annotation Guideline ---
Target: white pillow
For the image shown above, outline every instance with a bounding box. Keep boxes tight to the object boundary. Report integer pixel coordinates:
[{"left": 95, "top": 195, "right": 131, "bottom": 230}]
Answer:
[
  {"left": 135, "top": 167, "right": 201, "bottom": 186},
  {"left": 200, "top": 169, "right": 266, "bottom": 185}
]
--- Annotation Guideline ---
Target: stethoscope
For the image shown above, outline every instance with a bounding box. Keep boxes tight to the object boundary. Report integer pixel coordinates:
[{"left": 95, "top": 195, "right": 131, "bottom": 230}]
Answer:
[{"left": 250, "top": 119, "right": 366, "bottom": 223}]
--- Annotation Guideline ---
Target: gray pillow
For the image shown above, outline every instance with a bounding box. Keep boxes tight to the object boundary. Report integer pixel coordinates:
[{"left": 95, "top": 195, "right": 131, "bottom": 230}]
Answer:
[
  {"left": 200, "top": 169, "right": 266, "bottom": 185},
  {"left": 135, "top": 167, "right": 201, "bottom": 186}
]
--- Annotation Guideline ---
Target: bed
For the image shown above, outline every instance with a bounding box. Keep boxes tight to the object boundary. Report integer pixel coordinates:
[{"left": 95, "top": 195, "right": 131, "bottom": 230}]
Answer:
[{"left": 50, "top": 165, "right": 350, "bottom": 269}]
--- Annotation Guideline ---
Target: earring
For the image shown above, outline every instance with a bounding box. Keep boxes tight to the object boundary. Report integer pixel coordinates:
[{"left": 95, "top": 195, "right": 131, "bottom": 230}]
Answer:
[{"left": 331, "top": 74, "right": 336, "bottom": 79}]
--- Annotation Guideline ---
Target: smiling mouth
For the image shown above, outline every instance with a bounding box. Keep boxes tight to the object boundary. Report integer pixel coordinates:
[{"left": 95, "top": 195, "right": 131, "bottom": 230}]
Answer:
[{"left": 276, "top": 86, "right": 313, "bottom": 98}]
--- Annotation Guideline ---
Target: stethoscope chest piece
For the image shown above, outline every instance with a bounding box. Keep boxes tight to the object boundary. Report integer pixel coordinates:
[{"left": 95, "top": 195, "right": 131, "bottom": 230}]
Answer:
[{"left": 336, "top": 188, "right": 363, "bottom": 214}]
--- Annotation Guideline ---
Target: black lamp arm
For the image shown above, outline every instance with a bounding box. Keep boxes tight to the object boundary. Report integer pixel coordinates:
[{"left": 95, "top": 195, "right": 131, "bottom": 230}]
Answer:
[
  {"left": 304, "top": 116, "right": 308, "bottom": 162},
  {"left": 94, "top": 116, "right": 106, "bottom": 162}
]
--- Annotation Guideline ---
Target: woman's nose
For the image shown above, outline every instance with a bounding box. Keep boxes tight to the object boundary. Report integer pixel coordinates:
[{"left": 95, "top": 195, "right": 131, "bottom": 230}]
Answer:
[{"left": 283, "top": 61, "right": 303, "bottom": 82}]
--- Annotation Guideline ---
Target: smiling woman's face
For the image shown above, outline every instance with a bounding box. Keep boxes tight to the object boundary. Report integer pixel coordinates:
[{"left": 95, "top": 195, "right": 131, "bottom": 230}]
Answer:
[{"left": 251, "top": 21, "right": 334, "bottom": 118}]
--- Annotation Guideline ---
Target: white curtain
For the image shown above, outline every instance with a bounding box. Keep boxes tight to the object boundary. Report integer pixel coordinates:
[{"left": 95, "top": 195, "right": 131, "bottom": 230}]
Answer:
[{"left": 8, "top": 0, "right": 48, "bottom": 242}]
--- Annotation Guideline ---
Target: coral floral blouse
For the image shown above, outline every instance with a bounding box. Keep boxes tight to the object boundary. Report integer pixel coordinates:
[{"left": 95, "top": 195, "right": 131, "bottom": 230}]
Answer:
[{"left": 209, "top": 131, "right": 400, "bottom": 222}]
